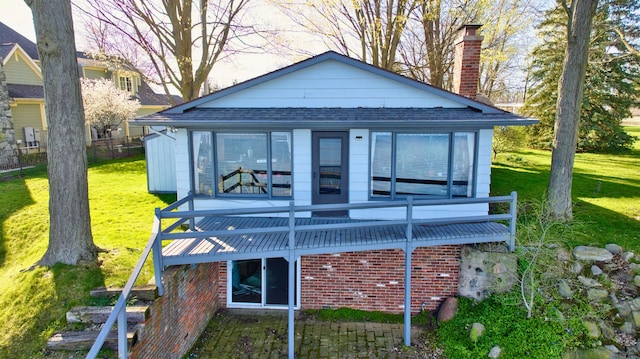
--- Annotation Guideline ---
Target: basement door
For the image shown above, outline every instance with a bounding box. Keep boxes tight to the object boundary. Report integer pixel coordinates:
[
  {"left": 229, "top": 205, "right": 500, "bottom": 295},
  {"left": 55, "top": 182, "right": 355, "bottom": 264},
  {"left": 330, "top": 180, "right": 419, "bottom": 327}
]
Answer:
[
  {"left": 228, "top": 258, "right": 299, "bottom": 309},
  {"left": 312, "top": 131, "right": 349, "bottom": 217}
]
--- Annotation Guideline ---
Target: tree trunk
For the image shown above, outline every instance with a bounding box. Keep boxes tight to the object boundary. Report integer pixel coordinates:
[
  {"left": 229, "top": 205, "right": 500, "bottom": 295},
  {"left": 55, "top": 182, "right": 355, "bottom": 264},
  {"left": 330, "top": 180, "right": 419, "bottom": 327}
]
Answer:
[
  {"left": 547, "top": 0, "right": 598, "bottom": 220},
  {"left": 26, "top": 0, "right": 97, "bottom": 265}
]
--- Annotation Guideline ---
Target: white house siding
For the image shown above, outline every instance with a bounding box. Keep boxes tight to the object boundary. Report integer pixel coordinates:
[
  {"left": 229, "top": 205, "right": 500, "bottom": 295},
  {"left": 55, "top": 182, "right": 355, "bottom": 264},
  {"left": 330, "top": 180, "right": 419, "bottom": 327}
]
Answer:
[
  {"left": 476, "top": 129, "right": 493, "bottom": 198},
  {"left": 175, "top": 129, "right": 191, "bottom": 201},
  {"left": 199, "top": 60, "right": 465, "bottom": 109},
  {"left": 349, "top": 129, "right": 370, "bottom": 204},
  {"left": 145, "top": 133, "right": 177, "bottom": 193}
]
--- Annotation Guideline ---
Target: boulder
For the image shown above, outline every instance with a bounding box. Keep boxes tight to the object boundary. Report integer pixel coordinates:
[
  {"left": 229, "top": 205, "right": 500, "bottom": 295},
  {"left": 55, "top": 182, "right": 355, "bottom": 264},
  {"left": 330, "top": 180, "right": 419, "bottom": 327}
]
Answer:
[
  {"left": 558, "top": 279, "right": 574, "bottom": 298},
  {"left": 587, "top": 289, "right": 609, "bottom": 302},
  {"left": 583, "top": 320, "right": 601, "bottom": 339},
  {"left": 605, "top": 243, "right": 623, "bottom": 254},
  {"left": 623, "top": 251, "right": 634, "bottom": 262},
  {"left": 488, "top": 345, "right": 501, "bottom": 358},
  {"left": 437, "top": 297, "right": 458, "bottom": 322},
  {"left": 591, "top": 265, "right": 604, "bottom": 276},
  {"left": 578, "top": 275, "right": 603, "bottom": 288},
  {"left": 571, "top": 262, "right": 583, "bottom": 274},
  {"left": 556, "top": 248, "right": 572, "bottom": 261},
  {"left": 574, "top": 246, "right": 614, "bottom": 262},
  {"left": 634, "top": 276, "right": 640, "bottom": 287},
  {"left": 470, "top": 322, "right": 485, "bottom": 343}
]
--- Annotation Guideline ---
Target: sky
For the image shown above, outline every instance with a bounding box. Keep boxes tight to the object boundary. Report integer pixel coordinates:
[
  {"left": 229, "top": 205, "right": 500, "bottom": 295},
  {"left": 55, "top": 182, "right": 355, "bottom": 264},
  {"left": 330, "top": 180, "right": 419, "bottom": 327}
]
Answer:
[{"left": 0, "top": 0, "right": 299, "bottom": 89}]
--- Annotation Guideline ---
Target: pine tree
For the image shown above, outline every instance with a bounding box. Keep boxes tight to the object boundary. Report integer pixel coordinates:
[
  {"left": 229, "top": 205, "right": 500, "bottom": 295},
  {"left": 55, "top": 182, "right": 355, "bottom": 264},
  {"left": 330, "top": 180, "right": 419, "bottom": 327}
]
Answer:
[{"left": 523, "top": 0, "right": 640, "bottom": 152}]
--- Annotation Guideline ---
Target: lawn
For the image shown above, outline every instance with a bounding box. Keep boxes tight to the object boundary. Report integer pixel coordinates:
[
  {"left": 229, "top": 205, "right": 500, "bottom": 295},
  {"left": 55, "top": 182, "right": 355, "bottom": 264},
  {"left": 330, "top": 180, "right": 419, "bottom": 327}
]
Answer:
[
  {"left": 491, "top": 126, "right": 640, "bottom": 251},
  {"left": 0, "top": 156, "right": 174, "bottom": 358},
  {"left": 0, "top": 128, "right": 638, "bottom": 358}
]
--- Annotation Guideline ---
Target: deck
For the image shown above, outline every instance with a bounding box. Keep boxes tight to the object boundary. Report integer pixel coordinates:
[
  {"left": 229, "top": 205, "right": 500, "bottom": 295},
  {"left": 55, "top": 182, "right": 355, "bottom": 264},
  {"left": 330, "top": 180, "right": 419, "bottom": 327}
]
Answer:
[{"left": 161, "top": 216, "right": 511, "bottom": 266}]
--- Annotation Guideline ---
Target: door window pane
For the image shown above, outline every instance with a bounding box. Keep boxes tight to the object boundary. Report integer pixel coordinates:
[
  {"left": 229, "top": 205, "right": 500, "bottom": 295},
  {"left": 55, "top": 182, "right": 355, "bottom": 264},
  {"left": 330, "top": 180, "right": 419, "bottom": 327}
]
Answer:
[
  {"left": 271, "top": 132, "right": 292, "bottom": 196},
  {"left": 319, "top": 138, "right": 342, "bottom": 194},
  {"left": 231, "top": 259, "right": 262, "bottom": 304},
  {"left": 193, "top": 131, "right": 213, "bottom": 195},
  {"left": 265, "top": 258, "right": 297, "bottom": 306},
  {"left": 216, "top": 133, "right": 267, "bottom": 194}
]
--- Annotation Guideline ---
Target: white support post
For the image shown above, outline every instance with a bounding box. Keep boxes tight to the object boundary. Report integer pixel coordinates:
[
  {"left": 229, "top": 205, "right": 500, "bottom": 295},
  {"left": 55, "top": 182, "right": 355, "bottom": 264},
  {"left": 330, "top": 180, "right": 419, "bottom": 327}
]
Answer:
[
  {"left": 404, "top": 246, "right": 412, "bottom": 347},
  {"left": 118, "top": 306, "right": 128, "bottom": 359},
  {"left": 288, "top": 201, "right": 296, "bottom": 359},
  {"left": 287, "top": 254, "right": 296, "bottom": 359},
  {"left": 404, "top": 196, "right": 413, "bottom": 347}
]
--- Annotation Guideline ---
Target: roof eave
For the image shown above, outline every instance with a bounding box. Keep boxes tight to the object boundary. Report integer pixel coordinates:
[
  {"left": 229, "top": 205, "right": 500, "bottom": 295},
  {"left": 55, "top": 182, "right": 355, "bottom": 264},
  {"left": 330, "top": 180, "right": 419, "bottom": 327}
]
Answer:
[{"left": 131, "top": 118, "right": 538, "bottom": 130}]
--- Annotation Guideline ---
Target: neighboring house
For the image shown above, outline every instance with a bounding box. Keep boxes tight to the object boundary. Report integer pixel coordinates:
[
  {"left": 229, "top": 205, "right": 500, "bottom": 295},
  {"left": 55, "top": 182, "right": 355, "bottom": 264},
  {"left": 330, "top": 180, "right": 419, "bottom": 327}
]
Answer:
[
  {"left": 0, "top": 22, "right": 175, "bottom": 150},
  {"left": 133, "top": 24, "right": 537, "bottom": 327}
]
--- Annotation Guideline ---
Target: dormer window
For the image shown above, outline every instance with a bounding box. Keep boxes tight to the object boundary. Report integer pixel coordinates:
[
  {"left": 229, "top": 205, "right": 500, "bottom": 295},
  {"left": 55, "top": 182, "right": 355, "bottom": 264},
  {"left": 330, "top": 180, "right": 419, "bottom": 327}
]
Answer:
[{"left": 118, "top": 76, "right": 133, "bottom": 92}]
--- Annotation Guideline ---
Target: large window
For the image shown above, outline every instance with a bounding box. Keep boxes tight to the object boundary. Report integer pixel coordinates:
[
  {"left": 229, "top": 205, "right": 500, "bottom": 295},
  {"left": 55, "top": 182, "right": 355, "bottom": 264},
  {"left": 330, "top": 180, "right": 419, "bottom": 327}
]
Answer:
[
  {"left": 370, "top": 132, "right": 475, "bottom": 199},
  {"left": 193, "top": 131, "right": 292, "bottom": 197}
]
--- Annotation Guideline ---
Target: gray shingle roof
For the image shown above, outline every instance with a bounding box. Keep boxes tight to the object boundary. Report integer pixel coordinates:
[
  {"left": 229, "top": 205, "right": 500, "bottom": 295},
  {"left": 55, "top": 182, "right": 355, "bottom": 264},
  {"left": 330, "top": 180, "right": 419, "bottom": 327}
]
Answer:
[
  {"left": 135, "top": 81, "right": 178, "bottom": 107},
  {"left": 7, "top": 83, "right": 44, "bottom": 99},
  {"left": 132, "top": 107, "right": 537, "bottom": 130},
  {"left": 0, "top": 22, "right": 38, "bottom": 60}
]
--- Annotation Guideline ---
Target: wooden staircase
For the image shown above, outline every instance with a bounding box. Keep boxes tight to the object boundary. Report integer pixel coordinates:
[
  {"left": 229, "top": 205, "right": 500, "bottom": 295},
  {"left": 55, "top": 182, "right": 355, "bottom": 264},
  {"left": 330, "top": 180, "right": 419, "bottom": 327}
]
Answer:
[{"left": 47, "top": 286, "right": 157, "bottom": 352}]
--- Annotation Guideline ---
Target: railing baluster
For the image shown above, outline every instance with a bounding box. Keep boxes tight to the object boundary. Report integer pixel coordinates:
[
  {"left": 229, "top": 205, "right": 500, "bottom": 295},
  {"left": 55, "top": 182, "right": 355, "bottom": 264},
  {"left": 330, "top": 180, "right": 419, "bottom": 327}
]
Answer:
[{"left": 509, "top": 191, "right": 517, "bottom": 251}]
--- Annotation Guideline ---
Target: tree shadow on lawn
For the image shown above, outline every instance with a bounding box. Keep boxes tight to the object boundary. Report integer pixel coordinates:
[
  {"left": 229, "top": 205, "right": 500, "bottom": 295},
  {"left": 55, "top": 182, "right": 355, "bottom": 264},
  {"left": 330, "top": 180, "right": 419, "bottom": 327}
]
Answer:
[
  {"left": 491, "top": 164, "right": 640, "bottom": 250},
  {"left": 0, "top": 174, "right": 43, "bottom": 267}
]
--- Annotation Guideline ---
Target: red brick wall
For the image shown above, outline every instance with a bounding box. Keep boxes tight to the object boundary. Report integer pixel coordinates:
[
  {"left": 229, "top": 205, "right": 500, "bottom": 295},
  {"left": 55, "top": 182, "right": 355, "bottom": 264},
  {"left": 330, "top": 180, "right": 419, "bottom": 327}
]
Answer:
[
  {"left": 300, "top": 246, "right": 461, "bottom": 313},
  {"left": 131, "top": 262, "right": 221, "bottom": 359}
]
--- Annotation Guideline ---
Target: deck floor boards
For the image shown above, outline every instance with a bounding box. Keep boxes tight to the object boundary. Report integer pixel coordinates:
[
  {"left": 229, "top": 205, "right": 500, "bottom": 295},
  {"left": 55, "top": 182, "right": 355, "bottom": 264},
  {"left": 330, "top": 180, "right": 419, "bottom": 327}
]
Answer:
[{"left": 161, "top": 216, "right": 510, "bottom": 265}]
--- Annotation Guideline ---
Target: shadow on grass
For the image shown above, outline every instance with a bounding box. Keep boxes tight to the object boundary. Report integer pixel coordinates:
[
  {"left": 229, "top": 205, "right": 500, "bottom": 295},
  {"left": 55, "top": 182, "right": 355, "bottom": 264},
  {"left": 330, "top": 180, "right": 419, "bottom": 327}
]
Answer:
[
  {"left": 0, "top": 169, "right": 47, "bottom": 267},
  {"left": 492, "top": 160, "right": 640, "bottom": 250}
]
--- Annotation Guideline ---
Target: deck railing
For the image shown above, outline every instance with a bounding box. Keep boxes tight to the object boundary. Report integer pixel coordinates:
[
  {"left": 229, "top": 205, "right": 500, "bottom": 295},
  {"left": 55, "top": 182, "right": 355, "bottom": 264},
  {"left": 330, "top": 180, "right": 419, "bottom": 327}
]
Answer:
[{"left": 87, "top": 191, "right": 517, "bottom": 359}]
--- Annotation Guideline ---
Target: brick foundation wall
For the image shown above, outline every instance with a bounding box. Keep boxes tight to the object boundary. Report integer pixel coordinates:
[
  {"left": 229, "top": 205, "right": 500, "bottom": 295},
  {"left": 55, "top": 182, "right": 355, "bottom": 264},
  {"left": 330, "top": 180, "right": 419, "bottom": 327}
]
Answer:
[
  {"left": 300, "top": 246, "right": 461, "bottom": 313},
  {"left": 131, "top": 262, "right": 221, "bottom": 359}
]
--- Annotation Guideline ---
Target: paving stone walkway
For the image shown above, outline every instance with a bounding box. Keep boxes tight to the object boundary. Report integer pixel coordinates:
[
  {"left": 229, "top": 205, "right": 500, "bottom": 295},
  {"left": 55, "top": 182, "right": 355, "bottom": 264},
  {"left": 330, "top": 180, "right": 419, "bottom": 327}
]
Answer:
[{"left": 186, "top": 310, "right": 430, "bottom": 359}]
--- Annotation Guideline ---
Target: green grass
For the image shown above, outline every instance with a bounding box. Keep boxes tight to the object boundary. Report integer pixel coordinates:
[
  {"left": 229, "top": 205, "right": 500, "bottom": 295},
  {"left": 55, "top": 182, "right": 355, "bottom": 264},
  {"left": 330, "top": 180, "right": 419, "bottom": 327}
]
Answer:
[
  {"left": 491, "top": 126, "right": 640, "bottom": 250},
  {"left": 437, "top": 294, "right": 586, "bottom": 359},
  {"left": 0, "top": 155, "right": 175, "bottom": 358}
]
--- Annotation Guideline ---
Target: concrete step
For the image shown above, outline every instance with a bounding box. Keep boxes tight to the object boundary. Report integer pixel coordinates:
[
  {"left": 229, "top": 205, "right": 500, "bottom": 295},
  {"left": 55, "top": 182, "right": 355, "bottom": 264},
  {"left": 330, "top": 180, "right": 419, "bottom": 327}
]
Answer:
[
  {"left": 90, "top": 285, "right": 158, "bottom": 301},
  {"left": 47, "top": 329, "right": 137, "bottom": 351},
  {"left": 66, "top": 305, "right": 149, "bottom": 325}
]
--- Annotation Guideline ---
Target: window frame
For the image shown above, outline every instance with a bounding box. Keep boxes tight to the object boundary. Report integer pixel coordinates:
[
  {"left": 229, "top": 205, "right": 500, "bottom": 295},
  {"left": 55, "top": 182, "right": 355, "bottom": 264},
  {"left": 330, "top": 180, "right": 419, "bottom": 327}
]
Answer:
[
  {"left": 369, "top": 131, "right": 478, "bottom": 200},
  {"left": 190, "top": 130, "right": 293, "bottom": 199}
]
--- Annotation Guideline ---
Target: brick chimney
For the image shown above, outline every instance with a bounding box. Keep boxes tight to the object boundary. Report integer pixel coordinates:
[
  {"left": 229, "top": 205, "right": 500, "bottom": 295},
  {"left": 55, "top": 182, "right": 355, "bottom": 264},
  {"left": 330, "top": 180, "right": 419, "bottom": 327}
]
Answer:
[{"left": 452, "top": 24, "right": 483, "bottom": 100}]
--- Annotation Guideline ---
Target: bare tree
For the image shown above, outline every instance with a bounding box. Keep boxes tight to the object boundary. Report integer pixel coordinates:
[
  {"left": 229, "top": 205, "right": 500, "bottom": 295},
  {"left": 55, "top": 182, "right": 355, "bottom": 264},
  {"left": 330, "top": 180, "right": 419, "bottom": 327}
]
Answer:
[
  {"left": 398, "top": 0, "right": 481, "bottom": 87},
  {"left": 25, "top": 0, "right": 97, "bottom": 266},
  {"left": 77, "top": 0, "right": 257, "bottom": 102},
  {"left": 275, "top": 0, "right": 419, "bottom": 70},
  {"left": 547, "top": 0, "right": 599, "bottom": 220}
]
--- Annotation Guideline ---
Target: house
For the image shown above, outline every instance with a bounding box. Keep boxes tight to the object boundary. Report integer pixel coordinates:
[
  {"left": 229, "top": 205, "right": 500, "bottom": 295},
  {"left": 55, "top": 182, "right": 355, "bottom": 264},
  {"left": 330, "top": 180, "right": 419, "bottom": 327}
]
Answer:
[
  {"left": 128, "top": 25, "right": 536, "bottom": 357},
  {"left": 0, "top": 22, "right": 175, "bottom": 151}
]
